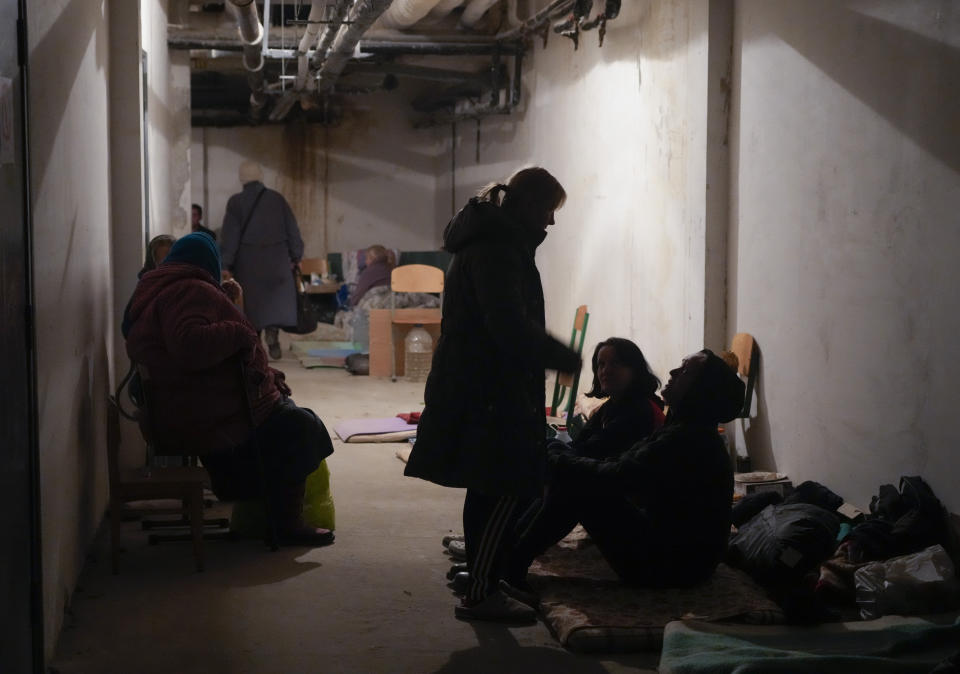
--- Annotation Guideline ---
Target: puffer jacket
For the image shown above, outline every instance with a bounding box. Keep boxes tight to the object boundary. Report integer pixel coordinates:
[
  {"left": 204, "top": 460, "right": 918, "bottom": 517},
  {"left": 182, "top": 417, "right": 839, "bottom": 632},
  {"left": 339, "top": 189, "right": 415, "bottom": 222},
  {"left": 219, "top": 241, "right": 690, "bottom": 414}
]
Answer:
[
  {"left": 124, "top": 263, "right": 286, "bottom": 450},
  {"left": 404, "top": 198, "right": 580, "bottom": 498}
]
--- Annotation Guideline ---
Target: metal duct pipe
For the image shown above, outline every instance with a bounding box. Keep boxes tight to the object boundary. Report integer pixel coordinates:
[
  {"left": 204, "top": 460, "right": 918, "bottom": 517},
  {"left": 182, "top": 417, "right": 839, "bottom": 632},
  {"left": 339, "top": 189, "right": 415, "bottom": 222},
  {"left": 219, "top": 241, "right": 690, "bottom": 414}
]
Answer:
[
  {"left": 226, "top": 0, "right": 266, "bottom": 113},
  {"left": 357, "top": 39, "right": 522, "bottom": 55},
  {"left": 460, "top": 0, "right": 500, "bottom": 27},
  {"left": 496, "top": 0, "right": 574, "bottom": 40},
  {"left": 429, "top": 0, "right": 467, "bottom": 18},
  {"left": 380, "top": 0, "right": 448, "bottom": 29},
  {"left": 313, "top": 0, "right": 353, "bottom": 69},
  {"left": 295, "top": 1, "right": 326, "bottom": 90},
  {"left": 315, "top": 0, "right": 394, "bottom": 93}
]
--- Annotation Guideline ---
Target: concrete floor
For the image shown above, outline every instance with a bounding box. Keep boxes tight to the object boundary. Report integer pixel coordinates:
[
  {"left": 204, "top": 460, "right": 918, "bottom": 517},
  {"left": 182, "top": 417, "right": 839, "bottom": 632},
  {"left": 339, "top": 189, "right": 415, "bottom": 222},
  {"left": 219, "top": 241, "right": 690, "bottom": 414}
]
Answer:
[{"left": 51, "top": 352, "right": 659, "bottom": 673}]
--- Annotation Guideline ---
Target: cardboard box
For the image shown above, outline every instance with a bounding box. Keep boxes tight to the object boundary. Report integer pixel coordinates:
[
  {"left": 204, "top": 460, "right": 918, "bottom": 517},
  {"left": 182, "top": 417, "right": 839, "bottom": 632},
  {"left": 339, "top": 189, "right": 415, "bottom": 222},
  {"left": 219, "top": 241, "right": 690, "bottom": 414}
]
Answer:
[{"left": 734, "top": 473, "right": 793, "bottom": 498}]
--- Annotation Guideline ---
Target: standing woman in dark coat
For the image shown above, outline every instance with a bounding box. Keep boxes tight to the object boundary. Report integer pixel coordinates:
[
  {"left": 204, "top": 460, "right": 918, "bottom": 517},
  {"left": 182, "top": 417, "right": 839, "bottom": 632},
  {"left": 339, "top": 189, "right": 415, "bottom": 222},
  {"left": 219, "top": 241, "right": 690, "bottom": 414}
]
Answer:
[
  {"left": 220, "top": 161, "right": 304, "bottom": 360},
  {"left": 404, "top": 167, "right": 581, "bottom": 622}
]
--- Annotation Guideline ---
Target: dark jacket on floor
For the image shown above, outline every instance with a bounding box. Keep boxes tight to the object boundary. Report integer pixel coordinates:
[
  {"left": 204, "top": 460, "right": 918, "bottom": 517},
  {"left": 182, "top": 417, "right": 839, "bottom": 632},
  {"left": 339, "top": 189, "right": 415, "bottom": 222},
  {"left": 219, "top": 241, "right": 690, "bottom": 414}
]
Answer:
[
  {"left": 404, "top": 198, "right": 580, "bottom": 498},
  {"left": 557, "top": 416, "right": 734, "bottom": 581}
]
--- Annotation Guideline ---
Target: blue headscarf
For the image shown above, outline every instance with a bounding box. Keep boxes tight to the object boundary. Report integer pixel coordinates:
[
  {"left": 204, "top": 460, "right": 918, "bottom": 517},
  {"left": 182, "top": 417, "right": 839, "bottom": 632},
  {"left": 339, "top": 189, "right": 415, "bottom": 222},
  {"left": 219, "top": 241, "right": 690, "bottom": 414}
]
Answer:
[{"left": 162, "top": 231, "right": 221, "bottom": 282}]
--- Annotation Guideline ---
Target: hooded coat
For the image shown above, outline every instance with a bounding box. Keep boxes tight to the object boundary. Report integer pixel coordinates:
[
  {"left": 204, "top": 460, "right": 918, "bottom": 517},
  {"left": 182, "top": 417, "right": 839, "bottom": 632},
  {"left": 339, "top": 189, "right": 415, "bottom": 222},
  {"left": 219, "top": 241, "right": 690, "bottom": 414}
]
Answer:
[
  {"left": 404, "top": 198, "right": 580, "bottom": 498},
  {"left": 220, "top": 181, "right": 304, "bottom": 330},
  {"left": 124, "top": 262, "right": 286, "bottom": 449}
]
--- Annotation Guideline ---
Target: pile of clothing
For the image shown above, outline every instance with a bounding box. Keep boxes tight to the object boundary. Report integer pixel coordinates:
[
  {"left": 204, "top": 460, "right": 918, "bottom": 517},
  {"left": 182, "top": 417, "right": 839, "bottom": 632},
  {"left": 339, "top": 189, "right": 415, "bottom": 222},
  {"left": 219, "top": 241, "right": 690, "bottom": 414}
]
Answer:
[{"left": 725, "top": 476, "right": 960, "bottom": 623}]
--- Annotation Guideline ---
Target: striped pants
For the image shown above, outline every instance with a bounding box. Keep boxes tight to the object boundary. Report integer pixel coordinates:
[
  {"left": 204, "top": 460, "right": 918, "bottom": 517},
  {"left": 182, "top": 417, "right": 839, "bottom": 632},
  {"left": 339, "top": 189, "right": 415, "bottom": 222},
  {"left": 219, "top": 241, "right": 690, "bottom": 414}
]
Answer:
[{"left": 463, "top": 490, "right": 527, "bottom": 603}]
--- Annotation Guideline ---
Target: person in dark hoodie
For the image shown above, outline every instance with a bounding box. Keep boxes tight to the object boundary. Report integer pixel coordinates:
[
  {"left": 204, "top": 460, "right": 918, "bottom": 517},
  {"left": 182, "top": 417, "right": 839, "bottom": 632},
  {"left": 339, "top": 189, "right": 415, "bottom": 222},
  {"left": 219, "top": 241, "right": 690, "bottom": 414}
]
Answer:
[
  {"left": 500, "top": 349, "right": 745, "bottom": 606},
  {"left": 404, "top": 167, "right": 582, "bottom": 623},
  {"left": 123, "top": 232, "right": 335, "bottom": 547}
]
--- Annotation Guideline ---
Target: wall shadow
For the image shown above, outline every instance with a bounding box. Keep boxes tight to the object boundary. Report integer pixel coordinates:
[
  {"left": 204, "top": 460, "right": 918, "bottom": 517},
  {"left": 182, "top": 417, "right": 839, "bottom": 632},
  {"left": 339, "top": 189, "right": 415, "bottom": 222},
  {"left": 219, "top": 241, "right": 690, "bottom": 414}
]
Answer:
[
  {"left": 28, "top": 0, "right": 108, "bottom": 192},
  {"left": 740, "top": 341, "right": 776, "bottom": 472},
  {"left": 749, "top": 0, "right": 960, "bottom": 175}
]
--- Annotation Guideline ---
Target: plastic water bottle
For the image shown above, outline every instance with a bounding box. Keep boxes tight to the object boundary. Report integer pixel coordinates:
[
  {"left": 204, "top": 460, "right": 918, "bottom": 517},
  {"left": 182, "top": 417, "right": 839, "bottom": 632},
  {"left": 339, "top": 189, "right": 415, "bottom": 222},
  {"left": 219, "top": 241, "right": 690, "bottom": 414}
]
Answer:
[
  {"left": 404, "top": 325, "right": 433, "bottom": 382},
  {"left": 554, "top": 426, "right": 572, "bottom": 444}
]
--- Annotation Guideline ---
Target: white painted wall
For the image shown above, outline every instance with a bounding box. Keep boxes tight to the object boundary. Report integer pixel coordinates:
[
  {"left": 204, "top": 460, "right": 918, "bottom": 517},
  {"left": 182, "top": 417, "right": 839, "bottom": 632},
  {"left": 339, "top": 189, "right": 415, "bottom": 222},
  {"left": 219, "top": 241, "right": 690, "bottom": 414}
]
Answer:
[
  {"left": 142, "top": 0, "right": 191, "bottom": 238},
  {"left": 445, "top": 0, "right": 717, "bottom": 384},
  {"left": 729, "top": 0, "right": 960, "bottom": 513},
  {"left": 191, "top": 93, "right": 444, "bottom": 259},
  {"left": 27, "top": 0, "right": 113, "bottom": 659}
]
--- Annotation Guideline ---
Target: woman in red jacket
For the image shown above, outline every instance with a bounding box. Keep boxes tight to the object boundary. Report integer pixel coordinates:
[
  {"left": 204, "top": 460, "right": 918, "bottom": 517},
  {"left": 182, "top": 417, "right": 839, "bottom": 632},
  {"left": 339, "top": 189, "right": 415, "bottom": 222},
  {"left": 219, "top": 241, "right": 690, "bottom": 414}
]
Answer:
[{"left": 123, "top": 232, "right": 334, "bottom": 547}]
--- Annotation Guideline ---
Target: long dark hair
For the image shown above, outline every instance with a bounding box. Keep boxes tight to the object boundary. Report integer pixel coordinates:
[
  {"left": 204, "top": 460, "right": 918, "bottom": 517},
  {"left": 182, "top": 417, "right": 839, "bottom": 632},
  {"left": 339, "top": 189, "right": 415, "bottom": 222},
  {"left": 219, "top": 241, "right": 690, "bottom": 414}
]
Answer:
[{"left": 585, "top": 337, "right": 661, "bottom": 404}]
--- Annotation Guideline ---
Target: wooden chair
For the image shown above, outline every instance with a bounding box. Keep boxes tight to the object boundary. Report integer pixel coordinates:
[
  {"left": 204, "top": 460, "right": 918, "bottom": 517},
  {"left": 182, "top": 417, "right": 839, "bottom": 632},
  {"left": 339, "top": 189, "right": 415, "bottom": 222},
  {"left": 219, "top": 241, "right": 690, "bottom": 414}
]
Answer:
[
  {"left": 389, "top": 264, "right": 444, "bottom": 381},
  {"left": 107, "top": 372, "right": 208, "bottom": 574},
  {"left": 298, "top": 257, "right": 328, "bottom": 277},
  {"left": 548, "top": 304, "right": 590, "bottom": 423},
  {"left": 729, "top": 332, "right": 758, "bottom": 418},
  {"left": 107, "top": 359, "right": 275, "bottom": 573}
]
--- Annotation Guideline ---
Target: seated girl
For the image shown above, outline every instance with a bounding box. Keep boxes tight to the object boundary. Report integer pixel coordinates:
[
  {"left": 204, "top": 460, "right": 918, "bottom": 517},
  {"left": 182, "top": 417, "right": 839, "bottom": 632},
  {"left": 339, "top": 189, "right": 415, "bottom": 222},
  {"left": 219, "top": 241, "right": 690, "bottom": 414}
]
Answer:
[
  {"left": 501, "top": 349, "right": 744, "bottom": 605},
  {"left": 123, "top": 232, "right": 335, "bottom": 547},
  {"left": 554, "top": 337, "right": 665, "bottom": 461}
]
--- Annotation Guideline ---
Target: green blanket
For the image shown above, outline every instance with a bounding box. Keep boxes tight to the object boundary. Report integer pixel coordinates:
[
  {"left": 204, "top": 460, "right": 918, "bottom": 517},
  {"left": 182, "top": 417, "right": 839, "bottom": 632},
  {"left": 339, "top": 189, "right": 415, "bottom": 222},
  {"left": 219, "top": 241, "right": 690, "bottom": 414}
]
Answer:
[{"left": 659, "top": 614, "right": 960, "bottom": 673}]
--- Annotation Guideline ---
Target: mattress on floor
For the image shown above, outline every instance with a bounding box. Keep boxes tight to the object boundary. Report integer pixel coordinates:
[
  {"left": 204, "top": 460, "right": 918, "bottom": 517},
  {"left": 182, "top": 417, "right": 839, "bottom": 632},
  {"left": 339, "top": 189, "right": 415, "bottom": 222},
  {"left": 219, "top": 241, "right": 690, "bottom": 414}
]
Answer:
[
  {"left": 658, "top": 613, "right": 960, "bottom": 673},
  {"left": 529, "top": 540, "right": 785, "bottom": 654},
  {"left": 334, "top": 417, "right": 418, "bottom": 443}
]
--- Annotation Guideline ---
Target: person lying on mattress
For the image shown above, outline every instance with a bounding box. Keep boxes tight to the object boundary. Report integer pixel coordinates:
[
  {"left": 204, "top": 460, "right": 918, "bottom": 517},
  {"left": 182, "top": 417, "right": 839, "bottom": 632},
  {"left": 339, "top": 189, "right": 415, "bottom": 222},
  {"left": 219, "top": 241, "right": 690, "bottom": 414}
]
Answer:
[
  {"left": 123, "top": 232, "right": 336, "bottom": 547},
  {"left": 500, "top": 349, "right": 744, "bottom": 607}
]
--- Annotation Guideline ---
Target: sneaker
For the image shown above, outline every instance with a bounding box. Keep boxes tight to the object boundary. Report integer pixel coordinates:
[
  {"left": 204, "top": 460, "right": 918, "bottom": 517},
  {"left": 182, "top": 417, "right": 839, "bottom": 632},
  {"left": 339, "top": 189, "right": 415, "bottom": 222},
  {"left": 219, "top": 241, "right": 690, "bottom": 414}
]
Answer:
[
  {"left": 442, "top": 533, "right": 465, "bottom": 548},
  {"left": 499, "top": 578, "right": 540, "bottom": 608},
  {"left": 446, "top": 563, "right": 468, "bottom": 580},
  {"left": 446, "top": 539, "right": 466, "bottom": 561},
  {"left": 454, "top": 590, "right": 537, "bottom": 624}
]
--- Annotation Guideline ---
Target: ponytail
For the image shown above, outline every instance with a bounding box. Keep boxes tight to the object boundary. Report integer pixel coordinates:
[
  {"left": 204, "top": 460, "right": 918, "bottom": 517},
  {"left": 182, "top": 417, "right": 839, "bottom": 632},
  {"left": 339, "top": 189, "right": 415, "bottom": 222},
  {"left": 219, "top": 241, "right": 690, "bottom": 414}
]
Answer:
[{"left": 476, "top": 182, "right": 510, "bottom": 205}]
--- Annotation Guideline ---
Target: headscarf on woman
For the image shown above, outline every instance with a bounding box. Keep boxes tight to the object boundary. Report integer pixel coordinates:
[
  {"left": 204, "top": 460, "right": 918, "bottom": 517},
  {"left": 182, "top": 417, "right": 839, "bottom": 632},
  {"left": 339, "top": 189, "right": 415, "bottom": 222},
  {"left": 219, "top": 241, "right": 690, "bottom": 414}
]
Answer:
[{"left": 162, "top": 231, "right": 222, "bottom": 282}]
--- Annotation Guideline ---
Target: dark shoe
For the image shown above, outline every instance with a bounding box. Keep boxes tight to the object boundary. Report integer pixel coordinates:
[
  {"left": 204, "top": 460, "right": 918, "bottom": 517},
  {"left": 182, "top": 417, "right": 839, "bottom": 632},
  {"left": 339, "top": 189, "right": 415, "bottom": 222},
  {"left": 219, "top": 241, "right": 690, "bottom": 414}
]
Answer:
[
  {"left": 277, "top": 527, "right": 335, "bottom": 547},
  {"left": 454, "top": 590, "right": 537, "bottom": 624},
  {"left": 499, "top": 578, "right": 540, "bottom": 608},
  {"left": 446, "top": 563, "right": 468, "bottom": 580},
  {"left": 269, "top": 480, "right": 334, "bottom": 547},
  {"left": 450, "top": 571, "right": 471, "bottom": 595},
  {"left": 265, "top": 327, "right": 281, "bottom": 360}
]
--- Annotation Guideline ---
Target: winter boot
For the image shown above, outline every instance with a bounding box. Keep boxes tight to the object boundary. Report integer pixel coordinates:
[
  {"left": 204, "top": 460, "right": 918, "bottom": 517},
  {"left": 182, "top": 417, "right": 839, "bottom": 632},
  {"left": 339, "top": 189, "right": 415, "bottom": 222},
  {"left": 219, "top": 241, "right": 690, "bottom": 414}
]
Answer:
[{"left": 269, "top": 480, "right": 334, "bottom": 547}]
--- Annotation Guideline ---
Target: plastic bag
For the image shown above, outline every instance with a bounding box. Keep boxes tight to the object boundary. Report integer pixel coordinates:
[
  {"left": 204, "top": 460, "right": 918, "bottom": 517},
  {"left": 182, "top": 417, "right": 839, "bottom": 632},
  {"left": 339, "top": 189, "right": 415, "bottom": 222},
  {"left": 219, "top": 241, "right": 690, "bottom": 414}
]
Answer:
[
  {"left": 855, "top": 544, "right": 960, "bottom": 619},
  {"left": 230, "top": 460, "right": 336, "bottom": 536}
]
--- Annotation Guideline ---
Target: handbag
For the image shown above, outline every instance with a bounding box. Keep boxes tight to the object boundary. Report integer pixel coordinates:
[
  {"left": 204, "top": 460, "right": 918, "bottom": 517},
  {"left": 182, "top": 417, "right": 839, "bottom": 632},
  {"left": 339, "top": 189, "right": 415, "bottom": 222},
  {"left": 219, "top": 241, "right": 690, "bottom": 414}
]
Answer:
[{"left": 281, "top": 265, "right": 318, "bottom": 335}]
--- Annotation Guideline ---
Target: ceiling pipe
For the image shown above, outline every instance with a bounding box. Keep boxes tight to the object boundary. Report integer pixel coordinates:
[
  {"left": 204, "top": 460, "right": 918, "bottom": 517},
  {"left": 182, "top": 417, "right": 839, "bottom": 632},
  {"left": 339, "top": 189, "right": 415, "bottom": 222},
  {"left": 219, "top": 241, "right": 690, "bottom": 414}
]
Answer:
[
  {"left": 312, "top": 0, "right": 353, "bottom": 69},
  {"left": 380, "top": 0, "right": 449, "bottom": 29},
  {"left": 495, "top": 0, "right": 574, "bottom": 40},
  {"left": 460, "top": 0, "right": 500, "bottom": 28},
  {"left": 226, "top": 0, "right": 267, "bottom": 114},
  {"left": 429, "top": 0, "right": 467, "bottom": 18},
  {"left": 295, "top": 1, "right": 326, "bottom": 91},
  {"left": 314, "top": 0, "right": 395, "bottom": 94},
  {"left": 357, "top": 39, "right": 521, "bottom": 55}
]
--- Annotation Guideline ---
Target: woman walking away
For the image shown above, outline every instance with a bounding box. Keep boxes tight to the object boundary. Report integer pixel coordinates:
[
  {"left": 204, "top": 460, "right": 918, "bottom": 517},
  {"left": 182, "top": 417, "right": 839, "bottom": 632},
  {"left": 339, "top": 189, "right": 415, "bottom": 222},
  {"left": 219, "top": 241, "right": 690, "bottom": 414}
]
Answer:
[{"left": 404, "top": 167, "right": 581, "bottom": 623}]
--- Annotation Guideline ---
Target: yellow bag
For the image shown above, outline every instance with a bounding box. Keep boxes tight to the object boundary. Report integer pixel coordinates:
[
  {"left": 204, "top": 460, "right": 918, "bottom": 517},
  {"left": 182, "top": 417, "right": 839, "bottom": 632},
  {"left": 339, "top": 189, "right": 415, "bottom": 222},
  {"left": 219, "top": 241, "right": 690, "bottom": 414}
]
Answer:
[{"left": 230, "top": 460, "right": 335, "bottom": 535}]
